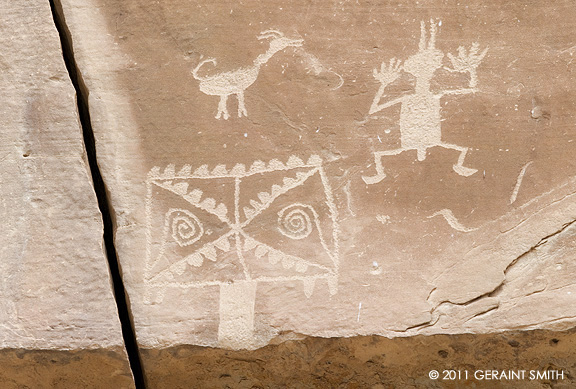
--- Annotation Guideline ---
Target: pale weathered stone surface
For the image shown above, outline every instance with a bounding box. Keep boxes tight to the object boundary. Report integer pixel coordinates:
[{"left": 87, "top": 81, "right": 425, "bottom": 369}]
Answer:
[
  {"left": 0, "top": 1, "right": 132, "bottom": 386},
  {"left": 59, "top": 0, "right": 576, "bottom": 369}
]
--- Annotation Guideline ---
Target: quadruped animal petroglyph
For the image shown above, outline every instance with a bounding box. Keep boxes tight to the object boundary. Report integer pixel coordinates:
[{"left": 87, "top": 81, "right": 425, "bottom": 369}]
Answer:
[
  {"left": 145, "top": 155, "right": 339, "bottom": 348},
  {"left": 363, "top": 19, "right": 488, "bottom": 184},
  {"left": 192, "top": 30, "right": 303, "bottom": 120}
]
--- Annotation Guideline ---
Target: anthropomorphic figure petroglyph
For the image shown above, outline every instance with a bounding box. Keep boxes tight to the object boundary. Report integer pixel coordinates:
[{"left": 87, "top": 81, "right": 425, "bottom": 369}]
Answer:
[
  {"left": 363, "top": 20, "right": 488, "bottom": 184},
  {"left": 192, "top": 30, "right": 303, "bottom": 120}
]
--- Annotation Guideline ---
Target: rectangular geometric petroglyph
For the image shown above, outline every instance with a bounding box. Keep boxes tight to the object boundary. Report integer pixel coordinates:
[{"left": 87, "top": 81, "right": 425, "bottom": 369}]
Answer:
[
  {"left": 146, "top": 156, "right": 339, "bottom": 347},
  {"left": 146, "top": 155, "right": 338, "bottom": 291}
]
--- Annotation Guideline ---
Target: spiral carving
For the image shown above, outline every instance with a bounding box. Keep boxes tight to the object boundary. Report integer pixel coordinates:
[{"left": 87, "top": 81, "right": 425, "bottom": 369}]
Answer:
[
  {"left": 168, "top": 209, "right": 204, "bottom": 247},
  {"left": 277, "top": 204, "right": 315, "bottom": 240}
]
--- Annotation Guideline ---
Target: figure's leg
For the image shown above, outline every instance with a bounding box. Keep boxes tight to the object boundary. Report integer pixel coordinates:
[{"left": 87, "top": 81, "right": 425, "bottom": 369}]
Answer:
[
  {"left": 417, "top": 148, "right": 427, "bottom": 162},
  {"left": 362, "top": 148, "right": 407, "bottom": 184},
  {"left": 216, "top": 95, "right": 229, "bottom": 120},
  {"left": 237, "top": 92, "right": 248, "bottom": 117},
  {"left": 441, "top": 142, "right": 478, "bottom": 177}
]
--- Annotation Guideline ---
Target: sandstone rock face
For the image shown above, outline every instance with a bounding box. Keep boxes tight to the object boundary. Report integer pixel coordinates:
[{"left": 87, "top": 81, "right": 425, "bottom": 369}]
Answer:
[
  {"left": 59, "top": 0, "right": 576, "bottom": 362},
  {"left": 0, "top": 1, "right": 132, "bottom": 387}
]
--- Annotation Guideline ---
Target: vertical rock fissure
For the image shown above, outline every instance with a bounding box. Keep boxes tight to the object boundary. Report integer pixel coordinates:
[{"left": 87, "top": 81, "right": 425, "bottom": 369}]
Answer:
[{"left": 48, "top": 1, "right": 146, "bottom": 387}]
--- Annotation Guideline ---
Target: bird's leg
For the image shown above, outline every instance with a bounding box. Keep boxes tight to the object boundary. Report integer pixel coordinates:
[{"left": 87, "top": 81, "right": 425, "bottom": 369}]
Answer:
[
  {"left": 237, "top": 92, "right": 248, "bottom": 117},
  {"left": 216, "top": 95, "right": 230, "bottom": 120}
]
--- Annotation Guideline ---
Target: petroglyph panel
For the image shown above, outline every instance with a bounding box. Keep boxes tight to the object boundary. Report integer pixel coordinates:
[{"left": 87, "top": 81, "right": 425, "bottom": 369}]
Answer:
[{"left": 59, "top": 0, "right": 576, "bottom": 356}]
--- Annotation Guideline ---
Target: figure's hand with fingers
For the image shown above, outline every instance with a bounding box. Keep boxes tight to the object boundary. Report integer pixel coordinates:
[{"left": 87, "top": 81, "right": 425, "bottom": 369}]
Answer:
[
  {"left": 447, "top": 43, "right": 488, "bottom": 87},
  {"left": 373, "top": 58, "right": 403, "bottom": 86},
  {"left": 448, "top": 43, "right": 488, "bottom": 72}
]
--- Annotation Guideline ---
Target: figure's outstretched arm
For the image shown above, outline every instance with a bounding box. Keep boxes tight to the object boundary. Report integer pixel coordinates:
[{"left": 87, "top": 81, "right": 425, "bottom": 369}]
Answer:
[
  {"left": 440, "top": 87, "right": 476, "bottom": 97},
  {"left": 369, "top": 86, "right": 405, "bottom": 114},
  {"left": 369, "top": 58, "right": 404, "bottom": 114}
]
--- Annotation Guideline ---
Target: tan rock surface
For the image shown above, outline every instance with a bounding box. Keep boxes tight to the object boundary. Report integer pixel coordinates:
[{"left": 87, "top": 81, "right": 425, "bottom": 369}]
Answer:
[
  {"left": 0, "top": 0, "right": 132, "bottom": 386},
  {"left": 58, "top": 0, "right": 576, "bottom": 358}
]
